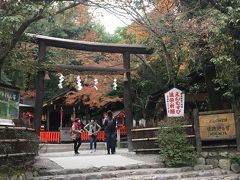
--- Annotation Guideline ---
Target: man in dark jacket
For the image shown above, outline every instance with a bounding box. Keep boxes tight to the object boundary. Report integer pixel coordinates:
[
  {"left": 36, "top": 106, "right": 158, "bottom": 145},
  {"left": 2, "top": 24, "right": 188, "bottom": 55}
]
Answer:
[{"left": 103, "top": 110, "right": 116, "bottom": 154}]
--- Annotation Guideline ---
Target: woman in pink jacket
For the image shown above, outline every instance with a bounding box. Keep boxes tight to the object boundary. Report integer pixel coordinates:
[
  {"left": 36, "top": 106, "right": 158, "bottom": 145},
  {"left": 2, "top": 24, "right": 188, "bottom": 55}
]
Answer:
[{"left": 71, "top": 118, "right": 83, "bottom": 155}]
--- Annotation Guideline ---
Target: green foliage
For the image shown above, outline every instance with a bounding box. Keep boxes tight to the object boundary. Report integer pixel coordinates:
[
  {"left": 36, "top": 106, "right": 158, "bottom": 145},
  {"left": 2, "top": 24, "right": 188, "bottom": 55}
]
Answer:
[
  {"left": 0, "top": 166, "right": 33, "bottom": 178},
  {"left": 107, "top": 88, "right": 123, "bottom": 98},
  {"left": 231, "top": 155, "right": 240, "bottom": 165},
  {"left": 157, "top": 120, "right": 197, "bottom": 167},
  {"left": 132, "top": 57, "right": 167, "bottom": 120}
]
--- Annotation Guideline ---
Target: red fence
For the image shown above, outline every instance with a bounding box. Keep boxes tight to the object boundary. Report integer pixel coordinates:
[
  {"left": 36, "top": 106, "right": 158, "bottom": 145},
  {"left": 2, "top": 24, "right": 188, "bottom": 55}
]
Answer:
[
  {"left": 81, "top": 131, "right": 105, "bottom": 141},
  {"left": 40, "top": 127, "right": 127, "bottom": 143},
  {"left": 40, "top": 132, "right": 60, "bottom": 143}
]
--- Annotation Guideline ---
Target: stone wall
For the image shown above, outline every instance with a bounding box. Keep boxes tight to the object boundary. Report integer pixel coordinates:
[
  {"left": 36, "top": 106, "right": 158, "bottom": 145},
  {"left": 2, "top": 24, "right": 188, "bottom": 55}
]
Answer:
[
  {"left": 0, "top": 126, "right": 39, "bottom": 167},
  {"left": 197, "top": 151, "right": 240, "bottom": 173}
]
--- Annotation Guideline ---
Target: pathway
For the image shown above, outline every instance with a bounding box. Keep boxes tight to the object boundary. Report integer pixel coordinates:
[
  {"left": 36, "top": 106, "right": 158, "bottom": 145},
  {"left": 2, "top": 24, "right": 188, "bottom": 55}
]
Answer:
[{"left": 31, "top": 147, "right": 239, "bottom": 180}]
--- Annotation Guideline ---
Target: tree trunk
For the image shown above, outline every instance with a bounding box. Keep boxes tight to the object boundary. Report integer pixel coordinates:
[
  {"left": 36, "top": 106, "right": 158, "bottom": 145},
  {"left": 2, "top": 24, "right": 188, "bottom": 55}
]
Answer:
[
  {"left": 203, "top": 59, "right": 223, "bottom": 110},
  {"left": 123, "top": 52, "right": 133, "bottom": 151},
  {"left": 198, "top": 38, "right": 222, "bottom": 111}
]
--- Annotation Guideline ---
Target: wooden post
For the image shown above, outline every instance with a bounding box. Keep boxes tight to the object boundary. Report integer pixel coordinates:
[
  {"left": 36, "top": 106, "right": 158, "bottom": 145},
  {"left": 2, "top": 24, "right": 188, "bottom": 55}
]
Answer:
[
  {"left": 34, "top": 41, "right": 46, "bottom": 134},
  {"left": 193, "top": 109, "right": 202, "bottom": 153},
  {"left": 46, "top": 107, "right": 50, "bottom": 131},
  {"left": 117, "top": 128, "right": 121, "bottom": 148},
  {"left": 123, "top": 52, "right": 133, "bottom": 151}
]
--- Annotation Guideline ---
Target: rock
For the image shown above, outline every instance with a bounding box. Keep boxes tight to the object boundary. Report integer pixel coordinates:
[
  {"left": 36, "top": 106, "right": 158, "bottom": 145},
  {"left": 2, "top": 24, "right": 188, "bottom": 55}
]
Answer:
[
  {"left": 149, "top": 163, "right": 161, "bottom": 168},
  {"left": 201, "top": 152, "right": 208, "bottom": 158},
  {"left": 100, "top": 166, "right": 117, "bottom": 171},
  {"left": 219, "top": 159, "right": 231, "bottom": 170},
  {"left": 219, "top": 152, "right": 229, "bottom": 158},
  {"left": 10, "top": 175, "right": 18, "bottom": 180},
  {"left": 231, "top": 163, "right": 240, "bottom": 173},
  {"left": 206, "top": 158, "right": 219, "bottom": 168},
  {"left": 197, "top": 157, "right": 205, "bottom": 165},
  {"left": 32, "top": 171, "right": 39, "bottom": 177},
  {"left": 198, "top": 171, "right": 214, "bottom": 177},
  {"left": 208, "top": 152, "right": 218, "bottom": 157},
  {"left": 17, "top": 174, "right": 26, "bottom": 180},
  {"left": 194, "top": 164, "right": 213, "bottom": 171},
  {"left": 24, "top": 172, "right": 33, "bottom": 179}
]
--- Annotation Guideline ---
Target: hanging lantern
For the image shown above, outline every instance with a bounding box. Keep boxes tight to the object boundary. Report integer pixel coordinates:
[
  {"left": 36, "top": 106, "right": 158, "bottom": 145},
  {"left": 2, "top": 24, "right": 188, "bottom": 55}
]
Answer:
[
  {"left": 94, "top": 78, "right": 98, "bottom": 90},
  {"left": 44, "top": 71, "right": 50, "bottom": 80},
  {"left": 58, "top": 73, "right": 64, "bottom": 89},
  {"left": 123, "top": 73, "right": 128, "bottom": 82},
  {"left": 84, "top": 75, "right": 89, "bottom": 85},
  {"left": 113, "top": 78, "right": 117, "bottom": 90},
  {"left": 76, "top": 75, "right": 83, "bottom": 91}
]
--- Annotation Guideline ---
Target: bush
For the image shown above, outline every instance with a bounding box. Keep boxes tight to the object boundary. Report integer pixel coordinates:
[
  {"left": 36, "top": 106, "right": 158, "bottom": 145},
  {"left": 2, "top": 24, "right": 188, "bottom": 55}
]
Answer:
[
  {"left": 157, "top": 120, "right": 197, "bottom": 167},
  {"left": 231, "top": 154, "right": 240, "bottom": 165}
]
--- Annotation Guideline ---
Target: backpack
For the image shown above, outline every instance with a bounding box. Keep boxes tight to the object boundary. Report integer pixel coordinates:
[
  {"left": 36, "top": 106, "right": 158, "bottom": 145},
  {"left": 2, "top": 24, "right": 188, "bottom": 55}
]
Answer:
[{"left": 105, "top": 119, "right": 116, "bottom": 133}]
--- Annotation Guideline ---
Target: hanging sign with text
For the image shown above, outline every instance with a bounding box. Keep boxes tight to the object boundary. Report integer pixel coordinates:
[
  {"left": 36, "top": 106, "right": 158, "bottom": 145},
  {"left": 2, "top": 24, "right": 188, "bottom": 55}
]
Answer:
[
  {"left": 199, "top": 113, "right": 236, "bottom": 140},
  {"left": 164, "top": 88, "right": 185, "bottom": 117},
  {"left": 0, "top": 85, "right": 20, "bottom": 120}
]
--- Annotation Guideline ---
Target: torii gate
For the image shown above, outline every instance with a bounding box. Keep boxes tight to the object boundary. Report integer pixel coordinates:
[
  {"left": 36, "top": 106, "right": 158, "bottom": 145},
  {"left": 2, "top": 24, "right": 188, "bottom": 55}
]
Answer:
[{"left": 28, "top": 33, "right": 153, "bottom": 150}]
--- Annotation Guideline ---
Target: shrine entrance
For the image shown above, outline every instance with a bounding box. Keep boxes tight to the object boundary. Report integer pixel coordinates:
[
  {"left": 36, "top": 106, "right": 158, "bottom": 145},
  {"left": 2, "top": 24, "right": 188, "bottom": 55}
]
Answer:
[{"left": 29, "top": 33, "right": 152, "bottom": 150}]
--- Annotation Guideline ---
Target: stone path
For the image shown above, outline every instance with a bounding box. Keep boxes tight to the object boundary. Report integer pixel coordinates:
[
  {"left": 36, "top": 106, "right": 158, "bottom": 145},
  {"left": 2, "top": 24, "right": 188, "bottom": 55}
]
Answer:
[{"left": 31, "top": 148, "right": 239, "bottom": 180}]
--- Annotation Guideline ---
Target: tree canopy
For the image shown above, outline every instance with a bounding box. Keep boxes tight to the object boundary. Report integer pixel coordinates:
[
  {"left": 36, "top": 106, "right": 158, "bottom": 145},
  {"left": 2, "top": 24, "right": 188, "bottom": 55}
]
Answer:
[{"left": 1, "top": 0, "right": 240, "bottom": 121}]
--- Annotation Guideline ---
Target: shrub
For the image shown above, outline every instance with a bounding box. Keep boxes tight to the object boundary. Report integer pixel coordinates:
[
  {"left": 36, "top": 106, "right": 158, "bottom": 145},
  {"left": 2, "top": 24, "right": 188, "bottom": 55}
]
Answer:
[
  {"left": 157, "top": 120, "right": 197, "bottom": 167},
  {"left": 231, "top": 154, "right": 240, "bottom": 165}
]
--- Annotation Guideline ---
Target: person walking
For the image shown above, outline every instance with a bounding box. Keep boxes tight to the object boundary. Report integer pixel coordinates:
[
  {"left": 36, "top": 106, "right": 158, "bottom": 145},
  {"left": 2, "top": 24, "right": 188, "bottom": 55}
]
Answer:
[
  {"left": 71, "top": 118, "right": 83, "bottom": 155},
  {"left": 84, "top": 119, "right": 101, "bottom": 153},
  {"left": 103, "top": 110, "right": 117, "bottom": 154}
]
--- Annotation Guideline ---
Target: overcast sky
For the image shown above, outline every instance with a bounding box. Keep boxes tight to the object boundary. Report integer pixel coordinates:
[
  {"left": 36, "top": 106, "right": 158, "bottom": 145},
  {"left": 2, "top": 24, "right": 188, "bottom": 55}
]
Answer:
[{"left": 93, "top": 8, "right": 132, "bottom": 34}]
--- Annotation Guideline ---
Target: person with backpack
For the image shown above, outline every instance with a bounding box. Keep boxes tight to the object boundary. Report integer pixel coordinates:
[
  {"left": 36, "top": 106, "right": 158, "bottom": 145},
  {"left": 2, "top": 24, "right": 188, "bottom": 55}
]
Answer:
[
  {"left": 71, "top": 118, "right": 83, "bottom": 155},
  {"left": 84, "top": 119, "right": 101, "bottom": 153},
  {"left": 103, "top": 110, "right": 117, "bottom": 154}
]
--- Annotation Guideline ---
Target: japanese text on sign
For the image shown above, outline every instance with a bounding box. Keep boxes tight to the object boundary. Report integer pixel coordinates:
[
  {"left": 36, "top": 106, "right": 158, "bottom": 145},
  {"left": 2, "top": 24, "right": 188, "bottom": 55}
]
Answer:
[
  {"left": 164, "top": 88, "right": 185, "bottom": 117},
  {"left": 0, "top": 86, "right": 20, "bottom": 119},
  {"left": 199, "top": 113, "right": 236, "bottom": 140}
]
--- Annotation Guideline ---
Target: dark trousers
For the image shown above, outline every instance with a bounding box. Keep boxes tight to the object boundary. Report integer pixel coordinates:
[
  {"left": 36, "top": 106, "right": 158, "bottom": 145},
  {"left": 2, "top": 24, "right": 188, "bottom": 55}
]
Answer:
[
  {"left": 106, "top": 133, "right": 116, "bottom": 154},
  {"left": 90, "top": 135, "right": 97, "bottom": 150},
  {"left": 73, "top": 137, "right": 81, "bottom": 153}
]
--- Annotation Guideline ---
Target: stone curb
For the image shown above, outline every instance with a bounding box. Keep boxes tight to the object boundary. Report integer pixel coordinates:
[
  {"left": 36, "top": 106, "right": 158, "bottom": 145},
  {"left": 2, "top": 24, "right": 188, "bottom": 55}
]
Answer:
[
  {"left": 35, "top": 165, "right": 215, "bottom": 178},
  {"left": 37, "top": 163, "right": 163, "bottom": 176},
  {"left": 37, "top": 164, "right": 215, "bottom": 177},
  {"left": 33, "top": 168, "right": 233, "bottom": 180}
]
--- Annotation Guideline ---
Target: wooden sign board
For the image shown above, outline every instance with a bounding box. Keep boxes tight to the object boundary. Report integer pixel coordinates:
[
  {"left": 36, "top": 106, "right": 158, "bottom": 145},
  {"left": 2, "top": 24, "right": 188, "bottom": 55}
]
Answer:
[
  {"left": 0, "top": 85, "right": 20, "bottom": 120},
  {"left": 199, "top": 113, "right": 236, "bottom": 140},
  {"left": 60, "top": 128, "right": 72, "bottom": 142},
  {"left": 0, "top": 118, "right": 15, "bottom": 126}
]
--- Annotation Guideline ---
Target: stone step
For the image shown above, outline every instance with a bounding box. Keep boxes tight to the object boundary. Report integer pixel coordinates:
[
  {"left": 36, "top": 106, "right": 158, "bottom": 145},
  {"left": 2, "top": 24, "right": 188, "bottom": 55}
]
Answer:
[
  {"left": 33, "top": 165, "right": 216, "bottom": 180},
  {"left": 33, "top": 168, "right": 233, "bottom": 180},
  {"left": 92, "top": 168, "right": 231, "bottom": 180},
  {"left": 177, "top": 174, "right": 240, "bottom": 180},
  {"left": 37, "top": 163, "right": 162, "bottom": 176},
  {"left": 101, "top": 173, "right": 239, "bottom": 180}
]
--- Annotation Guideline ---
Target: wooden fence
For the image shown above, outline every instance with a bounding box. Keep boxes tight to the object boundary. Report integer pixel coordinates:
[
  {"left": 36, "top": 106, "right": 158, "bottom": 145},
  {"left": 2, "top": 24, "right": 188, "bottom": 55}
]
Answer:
[
  {"left": 131, "top": 125, "right": 195, "bottom": 153},
  {"left": 132, "top": 109, "right": 240, "bottom": 153}
]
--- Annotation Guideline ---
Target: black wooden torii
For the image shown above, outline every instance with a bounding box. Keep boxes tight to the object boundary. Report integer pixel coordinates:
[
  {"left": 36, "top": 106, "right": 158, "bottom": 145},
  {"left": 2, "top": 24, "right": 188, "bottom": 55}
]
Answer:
[{"left": 28, "top": 33, "right": 153, "bottom": 150}]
